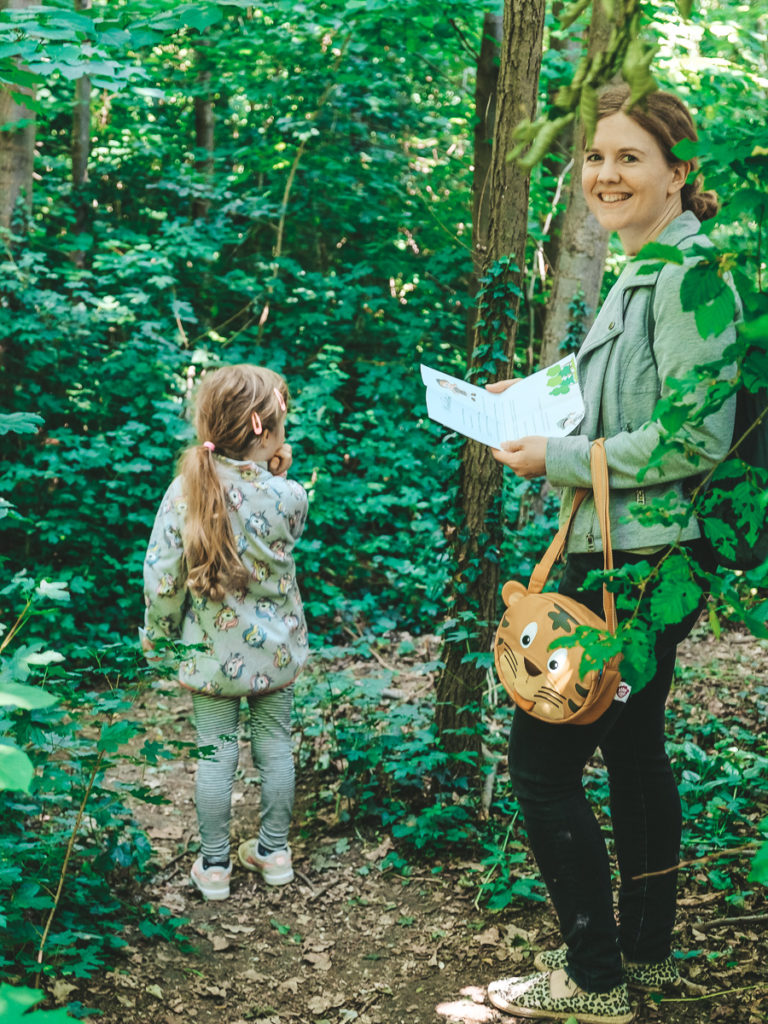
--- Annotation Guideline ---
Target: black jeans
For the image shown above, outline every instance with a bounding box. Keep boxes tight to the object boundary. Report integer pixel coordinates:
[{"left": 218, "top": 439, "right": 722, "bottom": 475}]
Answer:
[{"left": 508, "top": 544, "right": 706, "bottom": 992}]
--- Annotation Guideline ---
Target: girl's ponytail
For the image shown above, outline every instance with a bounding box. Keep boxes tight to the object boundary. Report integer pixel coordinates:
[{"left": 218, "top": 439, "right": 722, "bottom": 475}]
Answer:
[
  {"left": 179, "top": 364, "right": 288, "bottom": 601},
  {"left": 179, "top": 445, "right": 250, "bottom": 602}
]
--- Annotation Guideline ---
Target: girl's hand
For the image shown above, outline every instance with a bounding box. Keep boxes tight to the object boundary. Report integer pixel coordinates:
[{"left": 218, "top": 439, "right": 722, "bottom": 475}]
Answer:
[
  {"left": 492, "top": 436, "right": 547, "bottom": 479},
  {"left": 268, "top": 443, "right": 293, "bottom": 476}
]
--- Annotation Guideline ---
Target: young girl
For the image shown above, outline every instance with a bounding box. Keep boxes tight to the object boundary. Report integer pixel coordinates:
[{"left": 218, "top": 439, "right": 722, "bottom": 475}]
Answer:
[{"left": 142, "top": 364, "right": 309, "bottom": 900}]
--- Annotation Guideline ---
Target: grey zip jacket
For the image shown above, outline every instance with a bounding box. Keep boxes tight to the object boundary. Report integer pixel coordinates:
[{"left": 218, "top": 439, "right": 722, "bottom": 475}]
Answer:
[{"left": 545, "top": 211, "right": 738, "bottom": 554}]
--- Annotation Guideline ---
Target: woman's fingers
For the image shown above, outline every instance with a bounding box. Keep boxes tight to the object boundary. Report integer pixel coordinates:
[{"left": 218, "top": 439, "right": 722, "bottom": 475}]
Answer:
[{"left": 485, "top": 379, "right": 519, "bottom": 394}]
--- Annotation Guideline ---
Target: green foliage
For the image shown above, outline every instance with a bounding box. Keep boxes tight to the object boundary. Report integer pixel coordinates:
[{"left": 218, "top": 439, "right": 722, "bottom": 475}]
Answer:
[
  {"left": 0, "top": 984, "right": 76, "bottom": 1023},
  {"left": 294, "top": 648, "right": 544, "bottom": 905},
  {"left": 0, "top": 485, "right": 190, "bottom": 988},
  {"left": 1, "top": 0, "right": 480, "bottom": 644}
]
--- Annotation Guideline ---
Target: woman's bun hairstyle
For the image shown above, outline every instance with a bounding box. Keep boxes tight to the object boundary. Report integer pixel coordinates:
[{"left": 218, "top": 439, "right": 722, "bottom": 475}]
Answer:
[{"left": 595, "top": 84, "right": 719, "bottom": 221}]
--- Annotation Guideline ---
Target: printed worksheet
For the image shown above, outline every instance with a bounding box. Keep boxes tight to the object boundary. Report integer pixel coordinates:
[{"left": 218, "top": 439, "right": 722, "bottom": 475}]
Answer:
[{"left": 420, "top": 355, "right": 584, "bottom": 447}]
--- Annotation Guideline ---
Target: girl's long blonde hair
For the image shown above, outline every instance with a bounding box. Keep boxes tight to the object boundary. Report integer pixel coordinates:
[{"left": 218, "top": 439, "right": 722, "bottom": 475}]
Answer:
[{"left": 178, "top": 364, "right": 290, "bottom": 601}]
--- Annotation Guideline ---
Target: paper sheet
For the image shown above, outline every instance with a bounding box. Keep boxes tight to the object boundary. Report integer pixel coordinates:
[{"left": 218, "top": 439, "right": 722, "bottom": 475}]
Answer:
[{"left": 420, "top": 355, "right": 584, "bottom": 447}]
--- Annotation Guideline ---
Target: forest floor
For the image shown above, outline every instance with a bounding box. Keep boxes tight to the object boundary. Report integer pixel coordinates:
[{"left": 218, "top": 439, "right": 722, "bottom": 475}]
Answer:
[{"left": 55, "top": 629, "right": 767, "bottom": 1024}]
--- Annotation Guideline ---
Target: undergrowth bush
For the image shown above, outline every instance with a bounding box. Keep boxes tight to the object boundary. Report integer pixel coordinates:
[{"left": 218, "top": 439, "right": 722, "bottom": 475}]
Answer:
[{"left": 0, "top": 558, "right": 191, "bottom": 1001}]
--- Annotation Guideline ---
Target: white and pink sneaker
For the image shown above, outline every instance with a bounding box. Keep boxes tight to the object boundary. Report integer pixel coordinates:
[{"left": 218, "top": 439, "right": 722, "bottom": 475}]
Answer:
[{"left": 237, "top": 839, "right": 294, "bottom": 885}]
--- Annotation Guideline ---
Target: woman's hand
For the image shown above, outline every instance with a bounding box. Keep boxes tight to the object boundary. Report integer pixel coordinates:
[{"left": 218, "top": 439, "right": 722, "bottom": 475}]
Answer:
[
  {"left": 268, "top": 442, "right": 293, "bottom": 476},
  {"left": 485, "top": 380, "right": 547, "bottom": 477},
  {"left": 491, "top": 436, "right": 548, "bottom": 479},
  {"left": 486, "top": 378, "right": 518, "bottom": 394}
]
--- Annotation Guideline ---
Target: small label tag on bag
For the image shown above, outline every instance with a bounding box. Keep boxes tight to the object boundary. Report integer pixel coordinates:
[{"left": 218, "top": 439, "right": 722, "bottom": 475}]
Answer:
[{"left": 614, "top": 682, "right": 631, "bottom": 703}]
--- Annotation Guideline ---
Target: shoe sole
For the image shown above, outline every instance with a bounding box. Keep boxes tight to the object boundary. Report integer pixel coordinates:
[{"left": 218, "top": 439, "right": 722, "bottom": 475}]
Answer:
[
  {"left": 190, "top": 870, "right": 230, "bottom": 900},
  {"left": 261, "top": 868, "right": 294, "bottom": 886},
  {"left": 488, "top": 989, "right": 634, "bottom": 1024}
]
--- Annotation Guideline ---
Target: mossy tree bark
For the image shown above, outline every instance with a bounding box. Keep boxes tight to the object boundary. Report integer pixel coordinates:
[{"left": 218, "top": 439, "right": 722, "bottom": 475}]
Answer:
[
  {"left": 539, "top": 0, "right": 622, "bottom": 366},
  {"left": 436, "top": 0, "right": 546, "bottom": 757},
  {"left": 0, "top": 0, "right": 36, "bottom": 237}
]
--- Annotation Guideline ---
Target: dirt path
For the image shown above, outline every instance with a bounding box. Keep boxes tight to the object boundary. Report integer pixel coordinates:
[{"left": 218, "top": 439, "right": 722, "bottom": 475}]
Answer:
[{"left": 58, "top": 632, "right": 767, "bottom": 1024}]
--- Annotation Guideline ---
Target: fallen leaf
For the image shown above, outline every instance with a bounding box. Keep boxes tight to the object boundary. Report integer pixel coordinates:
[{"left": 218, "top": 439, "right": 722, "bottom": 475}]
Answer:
[
  {"left": 476, "top": 926, "right": 500, "bottom": 946},
  {"left": 212, "top": 935, "right": 231, "bottom": 951},
  {"left": 146, "top": 984, "right": 163, "bottom": 1000},
  {"left": 304, "top": 951, "right": 332, "bottom": 971},
  {"left": 51, "top": 980, "right": 78, "bottom": 1003}
]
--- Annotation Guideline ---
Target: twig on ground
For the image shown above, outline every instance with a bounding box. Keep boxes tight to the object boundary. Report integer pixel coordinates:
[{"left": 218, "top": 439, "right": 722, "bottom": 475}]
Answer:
[
  {"left": 693, "top": 912, "right": 768, "bottom": 931},
  {"left": 632, "top": 843, "right": 757, "bottom": 879},
  {"left": 307, "top": 879, "right": 340, "bottom": 903},
  {"left": 660, "top": 981, "right": 767, "bottom": 1003},
  {"left": 153, "top": 838, "right": 193, "bottom": 883},
  {"left": 294, "top": 868, "right": 316, "bottom": 894}
]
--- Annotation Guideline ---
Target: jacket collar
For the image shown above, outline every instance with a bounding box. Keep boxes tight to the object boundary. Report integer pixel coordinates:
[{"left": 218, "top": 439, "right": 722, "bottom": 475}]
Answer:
[
  {"left": 577, "top": 211, "right": 703, "bottom": 361},
  {"left": 616, "top": 210, "right": 703, "bottom": 291}
]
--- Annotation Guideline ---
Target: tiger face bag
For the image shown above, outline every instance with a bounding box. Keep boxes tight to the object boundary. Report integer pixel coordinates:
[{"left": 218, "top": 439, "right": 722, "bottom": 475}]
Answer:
[{"left": 494, "top": 440, "right": 626, "bottom": 726}]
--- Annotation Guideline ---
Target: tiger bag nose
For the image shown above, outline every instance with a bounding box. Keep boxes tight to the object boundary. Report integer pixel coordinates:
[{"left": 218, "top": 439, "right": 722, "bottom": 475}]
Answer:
[{"left": 524, "top": 657, "right": 541, "bottom": 677}]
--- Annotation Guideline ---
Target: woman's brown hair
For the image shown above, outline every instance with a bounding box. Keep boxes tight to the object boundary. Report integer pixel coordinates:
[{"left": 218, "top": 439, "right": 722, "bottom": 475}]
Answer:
[
  {"left": 178, "top": 364, "right": 290, "bottom": 601},
  {"left": 595, "top": 84, "right": 719, "bottom": 221}
]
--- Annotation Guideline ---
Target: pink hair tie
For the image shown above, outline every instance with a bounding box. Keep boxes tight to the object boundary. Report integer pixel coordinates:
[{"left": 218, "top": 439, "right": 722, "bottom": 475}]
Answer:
[
  {"left": 203, "top": 441, "right": 215, "bottom": 452},
  {"left": 274, "top": 387, "right": 287, "bottom": 412}
]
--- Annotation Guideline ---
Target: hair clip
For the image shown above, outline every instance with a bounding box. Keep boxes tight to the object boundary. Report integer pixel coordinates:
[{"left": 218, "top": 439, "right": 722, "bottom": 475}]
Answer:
[
  {"left": 274, "top": 387, "right": 287, "bottom": 413},
  {"left": 203, "top": 441, "right": 215, "bottom": 452},
  {"left": 251, "top": 411, "right": 263, "bottom": 436}
]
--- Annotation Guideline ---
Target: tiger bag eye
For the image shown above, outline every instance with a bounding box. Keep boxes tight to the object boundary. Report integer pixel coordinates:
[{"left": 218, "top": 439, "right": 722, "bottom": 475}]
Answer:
[{"left": 494, "top": 439, "right": 627, "bottom": 726}]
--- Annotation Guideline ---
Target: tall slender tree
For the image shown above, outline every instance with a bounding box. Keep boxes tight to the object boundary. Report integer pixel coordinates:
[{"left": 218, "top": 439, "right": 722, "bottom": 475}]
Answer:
[
  {"left": 70, "top": 0, "right": 92, "bottom": 264},
  {"left": 436, "top": 0, "right": 547, "bottom": 755},
  {"left": 192, "top": 50, "right": 214, "bottom": 221},
  {"left": 539, "top": 0, "right": 623, "bottom": 366},
  {"left": 0, "top": 0, "right": 35, "bottom": 236}
]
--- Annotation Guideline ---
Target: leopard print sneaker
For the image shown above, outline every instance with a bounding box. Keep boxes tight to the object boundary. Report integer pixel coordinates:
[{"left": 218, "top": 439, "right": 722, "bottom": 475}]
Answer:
[
  {"left": 533, "top": 946, "right": 681, "bottom": 992},
  {"left": 487, "top": 968, "right": 634, "bottom": 1023},
  {"left": 623, "top": 955, "right": 681, "bottom": 991},
  {"left": 533, "top": 944, "right": 569, "bottom": 973}
]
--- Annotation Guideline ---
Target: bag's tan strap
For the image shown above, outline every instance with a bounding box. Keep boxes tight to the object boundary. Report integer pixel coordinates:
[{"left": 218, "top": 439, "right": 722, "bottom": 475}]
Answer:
[
  {"left": 590, "top": 439, "right": 617, "bottom": 633},
  {"left": 528, "top": 487, "right": 588, "bottom": 594},
  {"left": 527, "top": 438, "right": 617, "bottom": 633}
]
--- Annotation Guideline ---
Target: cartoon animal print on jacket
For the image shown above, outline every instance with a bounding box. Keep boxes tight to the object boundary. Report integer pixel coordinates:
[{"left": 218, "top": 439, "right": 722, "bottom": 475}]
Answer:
[
  {"left": 273, "top": 645, "right": 291, "bottom": 669},
  {"left": 223, "top": 653, "right": 245, "bottom": 679},
  {"left": 243, "top": 623, "right": 266, "bottom": 648},
  {"left": 245, "top": 511, "right": 270, "bottom": 538},
  {"left": 214, "top": 606, "right": 239, "bottom": 631}
]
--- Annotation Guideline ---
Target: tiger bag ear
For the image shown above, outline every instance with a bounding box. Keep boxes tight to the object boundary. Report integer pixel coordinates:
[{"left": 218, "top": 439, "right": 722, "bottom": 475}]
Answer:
[{"left": 502, "top": 580, "right": 527, "bottom": 606}]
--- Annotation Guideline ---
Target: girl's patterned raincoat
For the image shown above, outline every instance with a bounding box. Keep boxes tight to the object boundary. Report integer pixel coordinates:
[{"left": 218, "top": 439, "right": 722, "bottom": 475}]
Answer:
[{"left": 143, "top": 457, "right": 309, "bottom": 697}]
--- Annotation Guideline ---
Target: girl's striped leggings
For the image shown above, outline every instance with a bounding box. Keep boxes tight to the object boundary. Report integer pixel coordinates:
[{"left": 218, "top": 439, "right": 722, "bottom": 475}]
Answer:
[{"left": 191, "top": 685, "right": 294, "bottom": 863}]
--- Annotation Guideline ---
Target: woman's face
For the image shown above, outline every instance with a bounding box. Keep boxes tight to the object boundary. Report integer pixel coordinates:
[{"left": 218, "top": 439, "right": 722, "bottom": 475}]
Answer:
[{"left": 581, "top": 111, "right": 689, "bottom": 255}]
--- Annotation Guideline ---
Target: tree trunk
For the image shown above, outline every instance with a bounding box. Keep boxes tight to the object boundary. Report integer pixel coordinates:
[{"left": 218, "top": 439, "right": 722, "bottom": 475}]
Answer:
[
  {"left": 539, "top": 0, "right": 620, "bottom": 367},
  {"left": 0, "top": 0, "right": 36, "bottom": 236},
  {"left": 467, "top": 10, "right": 503, "bottom": 355},
  {"left": 70, "top": 0, "right": 92, "bottom": 265},
  {"left": 436, "top": 0, "right": 546, "bottom": 756},
  {"left": 192, "top": 65, "right": 214, "bottom": 220}
]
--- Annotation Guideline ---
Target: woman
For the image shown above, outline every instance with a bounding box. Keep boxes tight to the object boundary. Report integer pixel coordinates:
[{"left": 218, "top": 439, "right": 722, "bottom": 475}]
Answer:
[{"left": 486, "top": 86, "right": 738, "bottom": 1023}]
